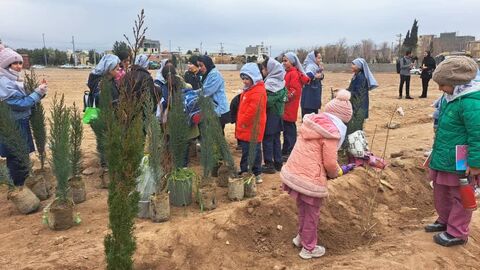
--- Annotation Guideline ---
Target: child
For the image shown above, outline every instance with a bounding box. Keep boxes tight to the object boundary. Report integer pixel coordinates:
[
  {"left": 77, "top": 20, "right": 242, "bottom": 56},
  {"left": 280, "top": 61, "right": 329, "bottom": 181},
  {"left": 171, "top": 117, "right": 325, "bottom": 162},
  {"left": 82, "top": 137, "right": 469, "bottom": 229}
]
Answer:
[
  {"left": 0, "top": 45, "right": 48, "bottom": 186},
  {"left": 260, "top": 57, "right": 287, "bottom": 173},
  {"left": 236, "top": 63, "right": 267, "bottom": 183},
  {"left": 425, "top": 56, "right": 480, "bottom": 247},
  {"left": 282, "top": 52, "right": 310, "bottom": 161},
  {"left": 281, "top": 90, "right": 353, "bottom": 259},
  {"left": 301, "top": 50, "right": 324, "bottom": 118}
]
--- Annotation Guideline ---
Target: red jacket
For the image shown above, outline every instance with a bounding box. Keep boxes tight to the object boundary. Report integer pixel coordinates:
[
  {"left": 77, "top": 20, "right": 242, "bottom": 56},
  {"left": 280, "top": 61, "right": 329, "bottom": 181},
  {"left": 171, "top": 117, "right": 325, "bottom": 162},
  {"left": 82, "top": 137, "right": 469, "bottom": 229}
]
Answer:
[
  {"left": 235, "top": 82, "right": 267, "bottom": 142},
  {"left": 283, "top": 67, "right": 310, "bottom": 122}
]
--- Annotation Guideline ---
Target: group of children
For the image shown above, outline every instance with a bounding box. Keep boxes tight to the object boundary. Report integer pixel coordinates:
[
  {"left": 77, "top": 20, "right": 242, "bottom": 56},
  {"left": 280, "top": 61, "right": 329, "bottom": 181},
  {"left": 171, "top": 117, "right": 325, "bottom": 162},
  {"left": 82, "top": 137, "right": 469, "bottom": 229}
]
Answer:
[{"left": 1, "top": 42, "right": 479, "bottom": 259}]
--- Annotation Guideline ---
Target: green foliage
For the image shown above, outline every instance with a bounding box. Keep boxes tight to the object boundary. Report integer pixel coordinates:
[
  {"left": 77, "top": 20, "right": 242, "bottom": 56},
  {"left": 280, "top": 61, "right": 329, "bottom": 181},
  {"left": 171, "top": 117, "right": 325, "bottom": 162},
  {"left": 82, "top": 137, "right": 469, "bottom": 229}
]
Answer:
[
  {"left": 70, "top": 103, "right": 83, "bottom": 177},
  {"left": 402, "top": 19, "right": 419, "bottom": 55},
  {"left": 49, "top": 94, "right": 72, "bottom": 203},
  {"left": 16, "top": 48, "right": 68, "bottom": 66},
  {"left": 90, "top": 78, "right": 113, "bottom": 166},
  {"left": 145, "top": 94, "right": 166, "bottom": 192},
  {"left": 112, "top": 41, "right": 130, "bottom": 59},
  {"left": 88, "top": 49, "right": 102, "bottom": 65},
  {"left": 0, "top": 163, "right": 14, "bottom": 190},
  {"left": 0, "top": 102, "right": 31, "bottom": 175},
  {"left": 104, "top": 10, "right": 147, "bottom": 270},
  {"left": 166, "top": 75, "right": 190, "bottom": 169},
  {"left": 24, "top": 70, "right": 47, "bottom": 170}
]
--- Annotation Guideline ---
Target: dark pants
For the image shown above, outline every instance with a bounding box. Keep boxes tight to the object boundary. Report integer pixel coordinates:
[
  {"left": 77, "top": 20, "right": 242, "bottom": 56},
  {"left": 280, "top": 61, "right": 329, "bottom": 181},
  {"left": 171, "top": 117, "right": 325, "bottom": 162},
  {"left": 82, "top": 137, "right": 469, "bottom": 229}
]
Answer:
[
  {"left": 6, "top": 156, "right": 28, "bottom": 186},
  {"left": 301, "top": 108, "right": 318, "bottom": 119},
  {"left": 421, "top": 77, "right": 431, "bottom": 97},
  {"left": 239, "top": 140, "right": 262, "bottom": 176},
  {"left": 263, "top": 132, "right": 282, "bottom": 165},
  {"left": 399, "top": 75, "right": 411, "bottom": 97},
  {"left": 282, "top": 120, "right": 297, "bottom": 156}
]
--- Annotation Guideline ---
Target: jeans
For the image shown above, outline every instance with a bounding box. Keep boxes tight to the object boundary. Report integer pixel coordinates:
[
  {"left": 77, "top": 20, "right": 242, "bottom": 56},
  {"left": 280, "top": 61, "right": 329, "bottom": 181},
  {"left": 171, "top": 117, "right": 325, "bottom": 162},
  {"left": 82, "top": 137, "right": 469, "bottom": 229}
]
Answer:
[
  {"left": 238, "top": 140, "right": 262, "bottom": 176},
  {"left": 421, "top": 77, "right": 431, "bottom": 97},
  {"left": 282, "top": 121, "right": 297, "bottom": 156},
  {"left": 399, "top": 75, "right": 411, "bottom": 97},
  {"left": 301, "top": 108, "right": 318, "bottom": 119},
  {"left": 262, "top": 132, "right": 282, "bottom": 164}
]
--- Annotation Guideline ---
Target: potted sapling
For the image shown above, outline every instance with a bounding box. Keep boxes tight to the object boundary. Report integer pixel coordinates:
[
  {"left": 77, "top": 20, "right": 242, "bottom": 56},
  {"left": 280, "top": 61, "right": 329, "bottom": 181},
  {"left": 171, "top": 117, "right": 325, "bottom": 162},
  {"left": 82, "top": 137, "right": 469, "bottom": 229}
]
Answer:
[
  {"left": 23, "top": 70, "right": 52, "bottom": 200},
  {"left": 0, "top": 101, "right": 40, "bottom": 214},
  {"left": 147, "top": 109, "right": 170, "bottom": 222},
  {"left": 46, "top": 94, "right": 75, "bottom": 230},
  {"left": 68, "top": 102, "right": 86, "bottom": 204}
]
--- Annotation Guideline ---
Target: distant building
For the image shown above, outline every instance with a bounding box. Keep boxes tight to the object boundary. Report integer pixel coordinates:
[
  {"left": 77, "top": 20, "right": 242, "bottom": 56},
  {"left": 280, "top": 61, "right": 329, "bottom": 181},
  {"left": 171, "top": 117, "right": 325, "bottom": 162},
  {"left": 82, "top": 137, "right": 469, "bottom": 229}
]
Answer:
[
  {"left": 417, "top": 34, "right": 435, "bottom": 55},
  {"left": 245, "top": 42, "right": 269, "bottom": 60},
  {"left": 140, "top": 39, "right": 161, "bottom": 54},
  {"left": 432, "top": 32, "right": 475, "bottom": 54},
  {"left": 467, "top": 41, "right": 480, "bottom": 59}
]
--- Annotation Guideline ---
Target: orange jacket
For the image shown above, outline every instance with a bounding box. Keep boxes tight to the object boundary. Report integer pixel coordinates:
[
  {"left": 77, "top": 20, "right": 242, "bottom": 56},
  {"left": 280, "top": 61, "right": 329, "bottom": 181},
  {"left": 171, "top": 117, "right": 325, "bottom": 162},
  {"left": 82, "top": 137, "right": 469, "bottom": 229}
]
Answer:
[{"left": 235, "top": 82, "right": 267, "bottom": 142}]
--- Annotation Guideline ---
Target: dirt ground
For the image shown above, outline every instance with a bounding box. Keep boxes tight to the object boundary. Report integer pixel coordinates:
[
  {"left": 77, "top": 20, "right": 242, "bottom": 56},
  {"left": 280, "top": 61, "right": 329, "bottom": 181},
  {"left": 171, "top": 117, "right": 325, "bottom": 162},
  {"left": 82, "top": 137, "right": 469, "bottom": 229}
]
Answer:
[{"left": 0, "top": 68, "right": 479, "bottom": 270}]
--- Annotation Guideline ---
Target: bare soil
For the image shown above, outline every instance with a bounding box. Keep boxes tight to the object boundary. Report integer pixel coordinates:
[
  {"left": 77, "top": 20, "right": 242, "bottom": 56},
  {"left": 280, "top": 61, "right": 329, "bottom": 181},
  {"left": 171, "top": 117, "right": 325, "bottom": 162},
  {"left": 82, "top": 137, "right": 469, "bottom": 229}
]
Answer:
[{"left": 0, "top": 69, "right": 478, "bottom": 270}]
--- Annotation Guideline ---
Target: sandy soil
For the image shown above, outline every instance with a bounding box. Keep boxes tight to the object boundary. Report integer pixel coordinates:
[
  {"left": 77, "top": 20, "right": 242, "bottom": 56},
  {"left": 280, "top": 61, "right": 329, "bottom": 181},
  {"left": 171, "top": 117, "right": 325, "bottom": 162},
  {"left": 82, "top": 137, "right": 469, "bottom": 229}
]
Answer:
[{"left": 0, "top": 69, "right": 478, "bottom": 270}]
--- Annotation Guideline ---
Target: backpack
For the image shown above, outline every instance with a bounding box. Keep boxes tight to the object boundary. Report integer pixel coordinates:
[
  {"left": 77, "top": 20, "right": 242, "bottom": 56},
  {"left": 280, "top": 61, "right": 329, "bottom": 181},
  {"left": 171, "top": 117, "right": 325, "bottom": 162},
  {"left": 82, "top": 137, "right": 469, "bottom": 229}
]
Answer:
[{"left": 396, "top": 57, "right": 406, "bottom": 74}]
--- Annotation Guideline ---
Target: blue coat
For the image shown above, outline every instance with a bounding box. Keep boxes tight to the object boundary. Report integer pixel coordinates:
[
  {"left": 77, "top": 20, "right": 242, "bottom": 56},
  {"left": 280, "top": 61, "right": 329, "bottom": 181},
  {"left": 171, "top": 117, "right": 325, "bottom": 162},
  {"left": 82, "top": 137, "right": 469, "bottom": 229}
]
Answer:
[
  {"left": 301, "top": 73, "right": 323, "bottom": 110},
  {"left": 0, "top": 77, "right": 39, "bottom": 157},
  {"left": 347, "top": 71, "right": 369, "bottom": 119},
  {"left": 201, "top": 68, "right": 230, "bottom": 116}
]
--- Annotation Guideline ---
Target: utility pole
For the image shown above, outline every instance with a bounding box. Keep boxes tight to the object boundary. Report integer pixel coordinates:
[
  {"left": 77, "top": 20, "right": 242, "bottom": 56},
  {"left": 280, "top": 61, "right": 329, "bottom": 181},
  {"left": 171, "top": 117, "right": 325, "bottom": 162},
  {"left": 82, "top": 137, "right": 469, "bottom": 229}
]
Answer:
[
  {"left": 71, "top": 36, "right": 77, "bottom": 66},
  {"left": 219, "top": 42, "right": 224, "bottom": 64},
  {"left": 42, "top": 33, "right": 48, "bottom": 66},
  {"left": 396, "top": 33, "right": 402, "bottom": 57},
  {"left": 390, "top": 42, "right": 394, "bottom": 63}
]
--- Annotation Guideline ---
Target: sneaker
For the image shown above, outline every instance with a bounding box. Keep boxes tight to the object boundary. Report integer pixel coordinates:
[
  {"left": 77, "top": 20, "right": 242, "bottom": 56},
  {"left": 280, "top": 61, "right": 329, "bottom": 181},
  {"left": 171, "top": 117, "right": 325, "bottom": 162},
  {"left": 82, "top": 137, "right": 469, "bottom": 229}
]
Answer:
[
  {"left": 292, "top": 234, "right": 301, "bottom": 248},
  {"left": 262, "top": 163, "right": 276, "bottom": 174},
  {"left": 255, "top": 175, "right": 263, "bottom": 184},
  {"left": 433, "top": 232, "right": 466, "bottom": 247},
  {"left": 299, "top": 246, "right": 326, "bottom": 260}
]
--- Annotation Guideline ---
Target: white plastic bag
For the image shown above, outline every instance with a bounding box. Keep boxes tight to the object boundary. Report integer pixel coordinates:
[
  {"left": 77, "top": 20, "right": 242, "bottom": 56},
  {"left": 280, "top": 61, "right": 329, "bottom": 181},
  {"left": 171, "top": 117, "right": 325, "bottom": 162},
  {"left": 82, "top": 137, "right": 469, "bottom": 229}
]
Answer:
[
  {"left": 136, "top": 155, "right": 156, "bottom": 201},
  {"left": 347, "top": 130, "right": 369, "bottom": 158}
]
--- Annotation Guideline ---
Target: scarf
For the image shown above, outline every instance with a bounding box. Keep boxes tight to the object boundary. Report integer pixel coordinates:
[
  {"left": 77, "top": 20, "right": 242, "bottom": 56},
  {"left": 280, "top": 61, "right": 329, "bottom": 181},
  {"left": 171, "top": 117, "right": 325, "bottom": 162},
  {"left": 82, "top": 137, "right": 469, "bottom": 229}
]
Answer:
[
  {"left": 352, "top": 58, "right": 378, "bottom": 90},
  {"left": 285, "top": 52, "right": 306, "bottom": 75},
  {"left": 198, "top": 55, "right": 215, "bottom": 83},
  {"left": 303, "top": 51, "right": 321, "bottom": 75},
  {"left": 92, "top": 54, "right": 120, "bottom": 76},
  {"left": 445, "top": 80, "right": 480, "bottom": 103},
  {"left": 135, "top": 54, "right": 149, "bottom": 69},
  {"left": 240, "top": 63, "right": 263, "bottom": 90},
  {"left": 264, "top": 58, "right": 286, "bottom": 93},
  {"left": 324, "top": 112, "right": 347, "bottom": 150},
  {"left": 0, "top": 68, "right": 26, "bottom": 100},
  {"left": 155, "top": 59, "right": 170, "bottom": 84}
]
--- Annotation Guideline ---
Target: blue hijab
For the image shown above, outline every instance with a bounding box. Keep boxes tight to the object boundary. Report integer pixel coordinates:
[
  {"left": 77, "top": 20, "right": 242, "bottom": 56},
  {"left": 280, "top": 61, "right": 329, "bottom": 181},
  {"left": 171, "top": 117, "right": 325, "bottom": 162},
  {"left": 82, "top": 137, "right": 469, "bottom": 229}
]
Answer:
[
  {"left": 92, "top": 54, "right": 120, "bottom": 76},
  {"left": 240, "top": 63, "right": 263, "bottom": 90},
  {"left": 352, "top": 58, "right": 378, "bottom": 90},
  {"left": 285, "top": 52, "right": 306, "bottom": 75},
  {"left": 135, "top": 54, "right": 149, "bottom": 69}
]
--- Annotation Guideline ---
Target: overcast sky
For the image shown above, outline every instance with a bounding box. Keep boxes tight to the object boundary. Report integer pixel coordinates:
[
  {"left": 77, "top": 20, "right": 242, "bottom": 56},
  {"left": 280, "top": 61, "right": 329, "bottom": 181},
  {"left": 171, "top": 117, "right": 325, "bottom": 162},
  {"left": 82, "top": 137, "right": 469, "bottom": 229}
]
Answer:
[{"left": 1, "top": 0, "right": 479, "bottom": 56}]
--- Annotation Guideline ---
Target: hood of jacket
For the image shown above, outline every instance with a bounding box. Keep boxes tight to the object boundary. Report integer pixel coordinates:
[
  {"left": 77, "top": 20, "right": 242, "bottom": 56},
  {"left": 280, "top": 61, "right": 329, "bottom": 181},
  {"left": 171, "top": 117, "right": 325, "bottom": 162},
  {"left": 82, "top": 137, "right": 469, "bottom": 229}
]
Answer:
[{"left": 300, "top": 113, "right": 340, "bottom": 140}]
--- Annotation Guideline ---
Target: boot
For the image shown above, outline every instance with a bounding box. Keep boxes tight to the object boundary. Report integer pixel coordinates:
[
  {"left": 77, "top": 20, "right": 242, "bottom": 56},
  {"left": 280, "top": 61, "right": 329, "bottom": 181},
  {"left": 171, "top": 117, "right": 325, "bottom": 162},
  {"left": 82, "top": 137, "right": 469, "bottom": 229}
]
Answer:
[{"left": 261, "top": 162, "right": 276, "bottom": 174}]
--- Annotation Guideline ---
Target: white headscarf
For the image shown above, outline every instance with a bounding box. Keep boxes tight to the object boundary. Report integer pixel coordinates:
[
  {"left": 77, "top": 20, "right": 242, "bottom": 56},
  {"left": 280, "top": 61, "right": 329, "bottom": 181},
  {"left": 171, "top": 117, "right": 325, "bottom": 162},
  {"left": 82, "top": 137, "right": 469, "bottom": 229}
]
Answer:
[
  {"left": 303, "top": 51, "right": 321, "bottom": 75},
  {"left": 285, "top": 52, "right": 306, "bottom": 75},
  {"left": 155, "top": 59, "right": 170, "bottom": 84},
  {"left": 92, "top": 54, "right": 120, "bottom": 76},
  {"left": 352, "top": 58, "right": 378, "bottom": 90},
  {"left": 264, "top": 58, "right": 285, "bottom": 93},
  {"left": 240, "top": 63, "right": 263, "bottom": 90},
  {"left": 135, "top": 54, "right": 149, "bottom": 69}
]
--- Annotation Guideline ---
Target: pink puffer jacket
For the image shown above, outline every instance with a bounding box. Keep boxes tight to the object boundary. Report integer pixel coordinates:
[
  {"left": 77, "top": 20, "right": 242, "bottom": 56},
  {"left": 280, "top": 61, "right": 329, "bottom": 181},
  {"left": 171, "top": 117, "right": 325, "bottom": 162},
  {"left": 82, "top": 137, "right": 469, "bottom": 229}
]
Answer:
[{"left": 280, "top": 113, "right": 341, "bottom": 198}]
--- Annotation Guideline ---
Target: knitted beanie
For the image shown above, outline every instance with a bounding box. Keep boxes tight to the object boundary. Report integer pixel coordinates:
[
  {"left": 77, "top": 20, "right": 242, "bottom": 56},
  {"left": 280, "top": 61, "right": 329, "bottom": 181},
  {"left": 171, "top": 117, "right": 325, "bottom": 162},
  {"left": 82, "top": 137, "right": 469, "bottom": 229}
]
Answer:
[
  {"left": 432, "top": 56, "right": 478, "bottom": 86},
  {"left": 0, "top": 44, "right": 23, "bottom": 69},
  {"left": 324, "top": 89, "right": 353, "bottom": 123}
]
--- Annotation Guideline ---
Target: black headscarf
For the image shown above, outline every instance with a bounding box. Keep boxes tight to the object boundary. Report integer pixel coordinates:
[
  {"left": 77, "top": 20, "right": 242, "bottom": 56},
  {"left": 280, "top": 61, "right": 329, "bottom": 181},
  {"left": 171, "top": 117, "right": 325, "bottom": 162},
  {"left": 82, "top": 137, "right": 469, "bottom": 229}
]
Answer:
[{"left": 198, "top": 55, "right": 215, "bottom": 82}]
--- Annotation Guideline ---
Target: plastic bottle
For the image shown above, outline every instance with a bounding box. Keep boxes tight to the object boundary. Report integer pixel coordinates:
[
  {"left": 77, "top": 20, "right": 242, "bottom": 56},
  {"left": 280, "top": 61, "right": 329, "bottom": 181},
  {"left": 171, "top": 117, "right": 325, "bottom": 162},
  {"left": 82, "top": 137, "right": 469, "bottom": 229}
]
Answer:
[{"left": 459, "top": 178, "right": 477, "bottom": 211}]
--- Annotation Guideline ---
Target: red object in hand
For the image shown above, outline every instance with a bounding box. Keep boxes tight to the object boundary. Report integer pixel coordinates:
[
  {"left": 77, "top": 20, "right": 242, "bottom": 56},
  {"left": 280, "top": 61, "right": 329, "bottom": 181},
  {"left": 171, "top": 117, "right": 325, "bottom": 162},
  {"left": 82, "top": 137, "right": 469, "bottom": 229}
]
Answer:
[
  {"left": 459, "top": 178, "right": 477, "bottom": 211},
  {"left": 192, "top": 113, "right": 201, "bottom": 125},
  {"left": 41, "top": 78, "right": 47, "bottom": 84}
]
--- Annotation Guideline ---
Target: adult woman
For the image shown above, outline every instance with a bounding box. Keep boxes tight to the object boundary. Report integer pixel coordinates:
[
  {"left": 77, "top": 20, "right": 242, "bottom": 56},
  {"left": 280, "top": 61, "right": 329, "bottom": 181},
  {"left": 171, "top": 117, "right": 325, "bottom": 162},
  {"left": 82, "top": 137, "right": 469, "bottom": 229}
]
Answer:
[
  {"left": 197, "top": 55, "right": 230, "bottom": 131},
  {"left": 282, "top": 52, "right": 309, "bottom": 160},
  {"left": 124, "top": 54, "right": 157, "bottom": 108},
  {"left": 346, "top": 58, "right": 378, "bottom": 135},
  {"left": 301, "top": 50, "right": 324, "bottom": 118},
  {"left": 419, "top": 51, "right": 436, "bottom": 98},
  {"left": 260, "top": 57, "right": 287, "bottom": 173},
  {"left": 0, "top": 45, "right": 48, "bottom": 186}
]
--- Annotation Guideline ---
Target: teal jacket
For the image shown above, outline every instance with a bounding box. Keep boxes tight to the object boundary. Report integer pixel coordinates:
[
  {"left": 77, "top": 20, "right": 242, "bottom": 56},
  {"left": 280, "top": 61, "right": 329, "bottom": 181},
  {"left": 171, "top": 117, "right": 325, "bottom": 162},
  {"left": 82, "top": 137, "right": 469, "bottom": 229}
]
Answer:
[
  {"left": 430, "top": 83, "right": 480, "bottom": 174},
  {"left": 266, "top": 88, "right": 287, "bottom": 116}
]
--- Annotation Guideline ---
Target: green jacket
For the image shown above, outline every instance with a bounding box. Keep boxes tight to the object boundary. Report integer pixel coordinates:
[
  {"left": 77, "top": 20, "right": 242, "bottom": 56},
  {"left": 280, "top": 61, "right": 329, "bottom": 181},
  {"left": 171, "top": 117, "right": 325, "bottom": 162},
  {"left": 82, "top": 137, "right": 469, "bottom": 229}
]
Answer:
[
  {"left": 430, "top": 86, "right": 480, "bottom": 174},
  {"left": 266, "top": 88, "right": 287, "bottom": 116}
]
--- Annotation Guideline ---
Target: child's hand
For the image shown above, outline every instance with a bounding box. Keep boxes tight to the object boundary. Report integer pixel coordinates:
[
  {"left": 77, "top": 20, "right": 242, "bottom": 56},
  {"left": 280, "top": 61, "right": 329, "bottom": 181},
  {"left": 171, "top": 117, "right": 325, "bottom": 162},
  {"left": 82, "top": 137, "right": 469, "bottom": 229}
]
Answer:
[{"left": 466, "top": 167, "right": 480, "bottom": 177}]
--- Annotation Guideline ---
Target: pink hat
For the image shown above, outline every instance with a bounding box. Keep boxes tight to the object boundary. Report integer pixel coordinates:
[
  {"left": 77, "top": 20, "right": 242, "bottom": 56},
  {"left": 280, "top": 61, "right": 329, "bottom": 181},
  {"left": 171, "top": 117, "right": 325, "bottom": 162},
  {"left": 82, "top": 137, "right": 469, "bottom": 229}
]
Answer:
[
  {"left": 0, "top": 44, "right": 23, "bottom": 69},
  {"left": 324, "top": 89, "right": 353, "bottom": 123}
]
